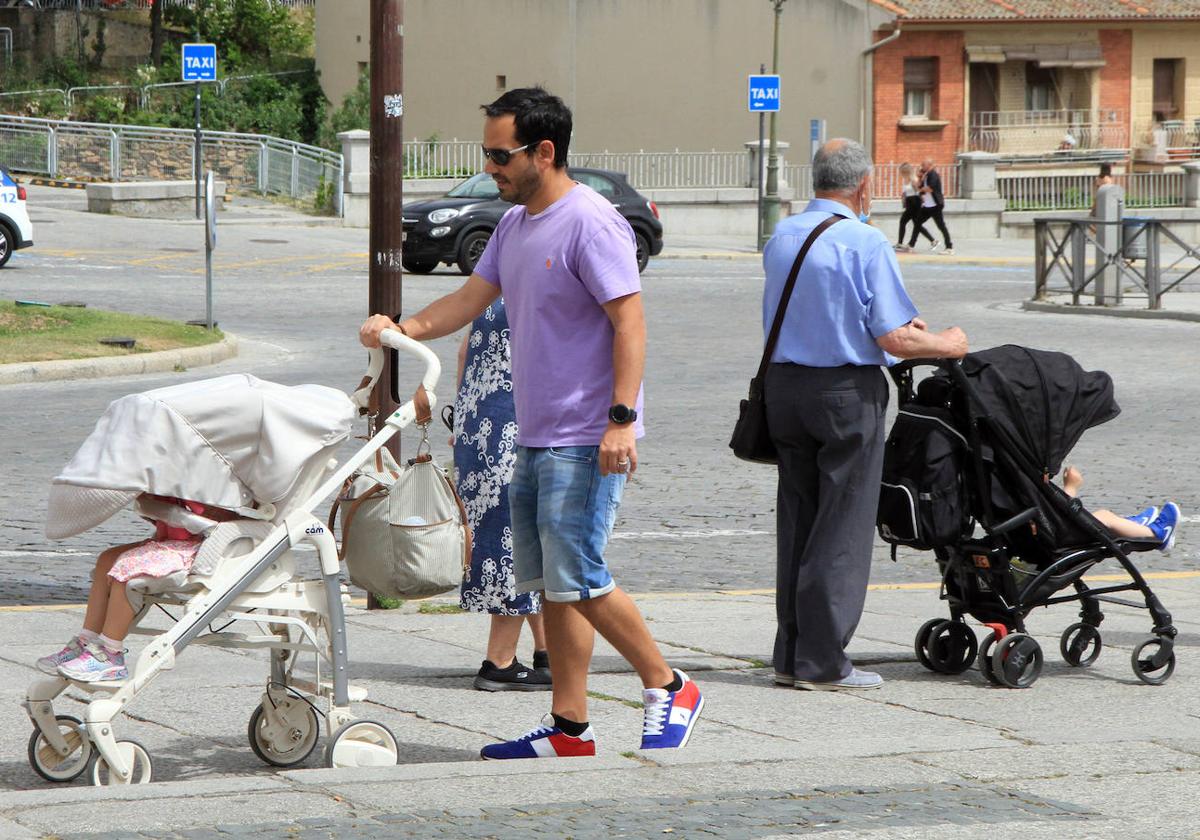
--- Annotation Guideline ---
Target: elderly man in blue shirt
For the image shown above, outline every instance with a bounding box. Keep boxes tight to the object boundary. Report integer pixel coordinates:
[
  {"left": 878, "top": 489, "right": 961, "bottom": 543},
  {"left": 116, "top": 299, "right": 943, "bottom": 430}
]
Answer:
[{"left": 763, "top": 138, "right": 968, "bottom": 691}]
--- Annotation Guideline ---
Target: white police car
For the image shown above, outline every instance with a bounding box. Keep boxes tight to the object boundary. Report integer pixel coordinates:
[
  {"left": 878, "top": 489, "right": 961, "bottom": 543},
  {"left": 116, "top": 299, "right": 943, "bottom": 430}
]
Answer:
[{"left": 0, "top": 168, "right": 34, "bottom": 268}]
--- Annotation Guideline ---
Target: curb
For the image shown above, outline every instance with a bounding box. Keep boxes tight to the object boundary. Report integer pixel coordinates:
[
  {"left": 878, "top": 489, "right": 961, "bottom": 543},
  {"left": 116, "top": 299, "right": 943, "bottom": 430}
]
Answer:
[
  {"left": 26, "top": 177, "right": 87, "bottom": 190},
  {"left": 0, "top": 333, "right": 238, "bottom": 386},
  {"left": 1022, "top": 299, "right": 1200, "bottom": 322}
]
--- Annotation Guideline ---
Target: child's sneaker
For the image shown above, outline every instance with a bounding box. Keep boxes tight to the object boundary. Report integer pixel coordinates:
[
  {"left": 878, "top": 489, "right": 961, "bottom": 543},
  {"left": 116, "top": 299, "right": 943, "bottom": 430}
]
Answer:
[
  {"left": 1148, "top": 503, "right": 1181, "bottom": 552},
  {"left": 36, "top": 636, "right": 86, "bottom": 676},
  {"left": 1125, "top": 506, "right": 1159, "bottom": 528},
  {"left": 480, "top": 714, "right": 596, "bottom": 760},
  {"left": 57, "top": 642, "right": 127, "bottom": 682},
  {"left": 640, "top": 668, "right": 704, "bottom": 750}
]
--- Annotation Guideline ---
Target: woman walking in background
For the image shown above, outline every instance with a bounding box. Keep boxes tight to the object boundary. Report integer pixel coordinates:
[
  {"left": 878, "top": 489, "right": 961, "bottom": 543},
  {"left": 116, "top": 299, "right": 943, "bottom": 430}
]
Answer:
[
  {"left": 454, "top": 299, "right": 551, "bottom": 691},
  {"left": 896, "top": 163, "right": 932, "bottom": 252}
]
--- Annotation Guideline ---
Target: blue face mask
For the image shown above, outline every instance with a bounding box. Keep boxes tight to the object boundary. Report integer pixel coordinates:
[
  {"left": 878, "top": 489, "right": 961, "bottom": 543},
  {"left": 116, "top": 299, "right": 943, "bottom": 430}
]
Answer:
[{"left": 858, "top": 211, "right": 871, "bottom": 224}]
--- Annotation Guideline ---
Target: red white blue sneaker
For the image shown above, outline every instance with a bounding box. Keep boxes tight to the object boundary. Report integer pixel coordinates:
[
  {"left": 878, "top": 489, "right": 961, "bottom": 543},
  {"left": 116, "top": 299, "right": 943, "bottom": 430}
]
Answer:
[
  {"left": 480, "top": 714, "right": 596, "bottom": 760},
  {"left": 640, "top": 668, "right": 704, "bottom": 750}
]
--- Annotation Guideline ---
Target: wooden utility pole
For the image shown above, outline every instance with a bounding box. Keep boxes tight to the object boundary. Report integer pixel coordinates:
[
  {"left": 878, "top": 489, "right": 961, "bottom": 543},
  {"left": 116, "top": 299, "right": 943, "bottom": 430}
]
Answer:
[{"left": 369, "top": 0, "right": 405, "bottom": 439}]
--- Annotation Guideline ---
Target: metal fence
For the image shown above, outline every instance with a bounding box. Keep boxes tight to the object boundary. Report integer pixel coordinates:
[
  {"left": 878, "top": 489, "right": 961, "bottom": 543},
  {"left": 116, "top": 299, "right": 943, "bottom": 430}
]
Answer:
[
  {"left": 998, "top": 172, "right": 1186, "bottom": 211},
  {"left": 968, "top": 109, "right": 1128, "bottom": 156},
  {"left": 0, "top": 114, "right": 342, "bottom": 214},
  {"left": 29, "top": 1, "right": 314, "bottom": 8}
]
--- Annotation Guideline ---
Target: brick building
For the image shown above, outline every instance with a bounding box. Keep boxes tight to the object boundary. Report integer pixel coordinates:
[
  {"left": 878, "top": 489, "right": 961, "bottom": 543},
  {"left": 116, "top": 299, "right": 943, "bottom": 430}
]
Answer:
[{"left": 868, "top": 0, "right": 1200, "bottom": 167}]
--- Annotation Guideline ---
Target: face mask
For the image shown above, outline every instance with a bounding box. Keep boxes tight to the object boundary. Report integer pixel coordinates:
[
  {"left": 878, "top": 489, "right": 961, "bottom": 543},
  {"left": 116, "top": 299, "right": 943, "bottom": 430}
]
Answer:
[{"left": 858, "top": 211, "right": 871, "bottom": 224}]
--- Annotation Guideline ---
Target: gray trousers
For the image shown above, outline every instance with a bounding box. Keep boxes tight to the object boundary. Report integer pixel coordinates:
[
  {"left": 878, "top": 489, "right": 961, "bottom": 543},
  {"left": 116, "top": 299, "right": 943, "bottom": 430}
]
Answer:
[{"left": 765, "top": 363, "right": 888, "bottom": 682}]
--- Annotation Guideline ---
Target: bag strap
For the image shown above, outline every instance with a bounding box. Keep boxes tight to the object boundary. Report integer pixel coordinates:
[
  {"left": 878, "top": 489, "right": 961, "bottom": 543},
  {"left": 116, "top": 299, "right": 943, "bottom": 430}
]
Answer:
[{"left": 755, "top": 215, "right": 844, "bottom": 383}]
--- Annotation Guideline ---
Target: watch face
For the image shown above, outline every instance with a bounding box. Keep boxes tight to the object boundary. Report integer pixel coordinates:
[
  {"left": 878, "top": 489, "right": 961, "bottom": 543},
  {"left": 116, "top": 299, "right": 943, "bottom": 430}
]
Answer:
[{"left": 610, "top": 404, "right": 635, "bottom": 424}]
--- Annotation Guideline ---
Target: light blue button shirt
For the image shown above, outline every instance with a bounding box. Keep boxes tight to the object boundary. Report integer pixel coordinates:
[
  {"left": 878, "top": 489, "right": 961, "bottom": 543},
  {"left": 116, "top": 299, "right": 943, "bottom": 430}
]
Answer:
[{"left": 762, "top": 199, "right": 919, "bottom": 367}]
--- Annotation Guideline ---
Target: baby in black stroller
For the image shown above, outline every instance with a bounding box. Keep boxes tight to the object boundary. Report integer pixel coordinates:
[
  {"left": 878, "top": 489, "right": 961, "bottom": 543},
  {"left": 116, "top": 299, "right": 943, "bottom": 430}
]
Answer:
[{"left": 877, "top": 345, "right": 1181, "bottom": 689}]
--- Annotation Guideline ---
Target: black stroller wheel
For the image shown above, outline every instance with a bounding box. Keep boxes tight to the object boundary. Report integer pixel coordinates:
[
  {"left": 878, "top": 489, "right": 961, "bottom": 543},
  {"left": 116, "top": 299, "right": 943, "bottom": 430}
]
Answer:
[
  {"left": 991, "top": 633, "right": 1043, "bottom": 689},
  {"left": 1131, "top": 638, "right": 1175, "bottom": 686},
  {"left": 927, "top": 621, "right": 978, "bottom": 675},
  {"left": 1059, "top": 623, "right": 1102, "bottom": 667},
  {"left": 978, "top": 631, "right": 1002, "bottom": 685},
  {"left": 914, "top": 618, "right": 945, "bottom": 672}
]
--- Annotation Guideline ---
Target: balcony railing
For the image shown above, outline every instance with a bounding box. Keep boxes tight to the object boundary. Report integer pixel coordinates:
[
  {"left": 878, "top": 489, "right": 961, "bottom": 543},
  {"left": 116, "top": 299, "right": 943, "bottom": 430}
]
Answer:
[
  {"left": 969, "top": 110, "right": 1127, "bottom": 157},
  {"left": 1135, "top": 120, "right": 1200, "bottom": 162}
]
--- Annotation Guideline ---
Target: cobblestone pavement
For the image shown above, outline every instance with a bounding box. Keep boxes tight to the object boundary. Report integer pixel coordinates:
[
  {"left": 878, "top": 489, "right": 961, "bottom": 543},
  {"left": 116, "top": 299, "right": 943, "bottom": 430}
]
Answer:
[
  {"left": 57, "top": 785, "right": 1094, "bottom": 839},
  {"left": 2, "top": 206, "right": 1197, "bottom": 605}
]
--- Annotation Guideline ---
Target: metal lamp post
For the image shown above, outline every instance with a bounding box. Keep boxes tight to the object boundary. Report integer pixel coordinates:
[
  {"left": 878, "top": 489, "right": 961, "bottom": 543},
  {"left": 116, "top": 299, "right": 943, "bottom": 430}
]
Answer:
[{"left": 762, "top": 0, "right": 786, "bottom": 243}]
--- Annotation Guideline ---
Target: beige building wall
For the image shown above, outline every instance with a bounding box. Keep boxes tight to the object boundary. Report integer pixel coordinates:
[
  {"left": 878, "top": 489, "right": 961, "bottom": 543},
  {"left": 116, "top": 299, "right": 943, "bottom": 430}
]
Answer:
[
  {"left": 1131, "top": 27, "right": 1200, "bottom": 131},
  {"left": 316, "top": 0, "right": 889, "bottom": 157}
]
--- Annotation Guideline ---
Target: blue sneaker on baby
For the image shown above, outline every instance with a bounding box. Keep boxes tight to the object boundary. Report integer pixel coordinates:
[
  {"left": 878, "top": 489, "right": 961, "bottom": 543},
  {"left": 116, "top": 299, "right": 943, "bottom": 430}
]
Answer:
[
  {"left": 1125, "top": 506, "right": 1159, "bottom": 528},
  {"left": 1147, "top": 503, "right": 1181, "bottom": 552}
]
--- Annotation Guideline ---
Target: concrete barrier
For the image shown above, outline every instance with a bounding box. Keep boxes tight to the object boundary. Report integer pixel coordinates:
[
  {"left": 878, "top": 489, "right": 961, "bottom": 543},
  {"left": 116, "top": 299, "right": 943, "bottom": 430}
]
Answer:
[{"left": 87, "top": 180, "right": 227, "bottom": 219}]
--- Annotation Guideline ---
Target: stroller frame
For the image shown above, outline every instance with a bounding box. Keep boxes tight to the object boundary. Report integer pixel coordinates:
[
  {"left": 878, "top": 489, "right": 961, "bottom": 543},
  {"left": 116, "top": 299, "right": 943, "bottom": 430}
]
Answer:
[
  {"left": 894, "top": 359, "right": 1177, "bottom": 689},
  {"left": 25, "top": 330, "right": 439, "bottom": 785}
]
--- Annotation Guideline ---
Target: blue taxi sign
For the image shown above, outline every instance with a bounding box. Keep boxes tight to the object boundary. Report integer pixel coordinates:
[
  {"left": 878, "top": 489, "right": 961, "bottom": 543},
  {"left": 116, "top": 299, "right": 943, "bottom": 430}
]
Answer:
[
  {"left": 182, "top": 43, "right": 218, "bottom": 82},
  {"left": 748, "top": 74, "right": 781, "bottom": 113}
]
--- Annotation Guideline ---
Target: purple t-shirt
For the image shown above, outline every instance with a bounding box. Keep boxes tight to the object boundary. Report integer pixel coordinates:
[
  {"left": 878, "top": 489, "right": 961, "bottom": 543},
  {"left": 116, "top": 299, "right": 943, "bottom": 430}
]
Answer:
[{"left": 474, "top": 183, "right": 644, "bottom": 447}]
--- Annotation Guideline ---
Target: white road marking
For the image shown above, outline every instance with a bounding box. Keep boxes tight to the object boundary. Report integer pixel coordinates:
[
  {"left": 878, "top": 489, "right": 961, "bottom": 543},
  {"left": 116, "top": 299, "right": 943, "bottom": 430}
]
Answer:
[{"left": 610, "top": 529, "right": 772, "bottom": 540}]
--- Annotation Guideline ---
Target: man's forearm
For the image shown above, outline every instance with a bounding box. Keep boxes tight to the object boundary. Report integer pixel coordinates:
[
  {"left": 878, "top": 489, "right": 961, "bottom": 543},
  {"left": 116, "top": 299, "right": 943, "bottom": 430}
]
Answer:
[
  {"left": 399, "top": 275, "right": 498, "bottom": 341},
  {"left": 611, "top": 318, "right": 646, "bottom": 406}
]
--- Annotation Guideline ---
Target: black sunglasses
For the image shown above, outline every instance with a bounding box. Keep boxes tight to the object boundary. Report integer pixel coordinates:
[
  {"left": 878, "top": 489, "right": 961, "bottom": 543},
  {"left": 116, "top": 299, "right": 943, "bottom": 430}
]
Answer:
[{"left": 481, "top": 140, "right": 540, "bottom": 166}]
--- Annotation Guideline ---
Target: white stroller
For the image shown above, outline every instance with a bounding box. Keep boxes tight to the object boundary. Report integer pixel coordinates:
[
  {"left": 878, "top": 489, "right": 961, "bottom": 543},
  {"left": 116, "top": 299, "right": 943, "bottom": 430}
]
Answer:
[{"left": 25, "top": 330, "right": 438, "bottom": 785}]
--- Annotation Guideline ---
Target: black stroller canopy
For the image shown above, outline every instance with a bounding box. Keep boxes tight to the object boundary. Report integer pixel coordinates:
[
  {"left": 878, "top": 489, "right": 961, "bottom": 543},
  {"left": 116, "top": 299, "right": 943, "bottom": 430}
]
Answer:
[{"left": 959, "top": 345, "right": 1121, "bottom": 478}]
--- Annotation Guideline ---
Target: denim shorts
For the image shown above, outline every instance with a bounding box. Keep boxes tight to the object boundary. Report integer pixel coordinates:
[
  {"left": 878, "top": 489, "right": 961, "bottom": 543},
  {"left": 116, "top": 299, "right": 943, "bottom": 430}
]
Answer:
[{"left": 509, "top": 445, "right": 625, "bottom": 603}]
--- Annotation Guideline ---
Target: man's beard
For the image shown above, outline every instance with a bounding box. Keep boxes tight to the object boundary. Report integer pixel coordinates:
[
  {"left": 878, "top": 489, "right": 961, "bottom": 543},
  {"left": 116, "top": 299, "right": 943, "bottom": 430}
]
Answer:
[{"left": 496, "top": 161, "right": 541, "bottom": 205}]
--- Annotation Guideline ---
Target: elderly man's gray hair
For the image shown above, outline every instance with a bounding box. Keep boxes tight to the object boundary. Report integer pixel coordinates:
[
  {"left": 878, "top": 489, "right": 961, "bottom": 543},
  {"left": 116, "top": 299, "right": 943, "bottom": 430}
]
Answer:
[{"left": 812, "top": 139, "right": 873, "bottom": 193}]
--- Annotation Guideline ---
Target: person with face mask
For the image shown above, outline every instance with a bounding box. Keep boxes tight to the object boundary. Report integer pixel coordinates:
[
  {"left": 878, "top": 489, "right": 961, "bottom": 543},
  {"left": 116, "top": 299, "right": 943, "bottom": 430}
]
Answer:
[{"left": 760, "top": 138, "right": 968, "bottom": 692}]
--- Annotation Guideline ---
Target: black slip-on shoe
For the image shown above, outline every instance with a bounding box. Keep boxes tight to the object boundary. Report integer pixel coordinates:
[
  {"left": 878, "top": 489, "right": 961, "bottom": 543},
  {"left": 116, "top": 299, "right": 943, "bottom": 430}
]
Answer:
[{"left": 473, "top": 658, "right": 553, "bottom": 692}]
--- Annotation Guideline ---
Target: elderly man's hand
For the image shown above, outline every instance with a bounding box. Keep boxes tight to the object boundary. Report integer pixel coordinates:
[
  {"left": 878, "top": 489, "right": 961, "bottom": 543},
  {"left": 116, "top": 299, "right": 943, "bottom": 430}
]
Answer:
[
  {"left": 939, "top": 326, "right": 969, "bottom": 359},
  {"left": 359, "top": 314, "right": 400, "bottom": 348}
]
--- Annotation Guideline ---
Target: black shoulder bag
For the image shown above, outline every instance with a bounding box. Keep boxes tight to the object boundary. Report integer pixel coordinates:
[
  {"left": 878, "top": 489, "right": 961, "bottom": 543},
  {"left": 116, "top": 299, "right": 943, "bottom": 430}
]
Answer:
[{"left": 729, "top": 215, "right": 843, "bottom": 464}]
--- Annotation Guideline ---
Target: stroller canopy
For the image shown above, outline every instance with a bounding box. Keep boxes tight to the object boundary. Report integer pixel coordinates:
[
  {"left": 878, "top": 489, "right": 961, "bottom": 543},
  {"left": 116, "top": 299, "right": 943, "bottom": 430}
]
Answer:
[
  {"left": 960, "top": 345, "right": 1120, "bottom": 479},
  {"left": 46, "top": 374, "right": 357, "bottom": 539}
]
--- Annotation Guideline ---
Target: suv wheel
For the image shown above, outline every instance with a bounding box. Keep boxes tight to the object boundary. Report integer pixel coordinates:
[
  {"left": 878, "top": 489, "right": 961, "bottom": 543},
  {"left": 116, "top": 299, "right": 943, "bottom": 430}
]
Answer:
[
  {"left": 0, "top": 224, "right": 12, "bottom": 269},
  {"left": 456, "top": 230, "right": 491, "bottom": 275},
  {"left": 634, "top": 231, "right": 650, "bottom": 274}
]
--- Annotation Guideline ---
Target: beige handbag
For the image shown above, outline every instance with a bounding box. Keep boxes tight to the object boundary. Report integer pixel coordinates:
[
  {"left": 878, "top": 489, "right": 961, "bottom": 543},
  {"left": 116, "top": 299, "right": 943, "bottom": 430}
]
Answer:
[{"left": 329, "top": 438, "right": 471, "bottom": 600}]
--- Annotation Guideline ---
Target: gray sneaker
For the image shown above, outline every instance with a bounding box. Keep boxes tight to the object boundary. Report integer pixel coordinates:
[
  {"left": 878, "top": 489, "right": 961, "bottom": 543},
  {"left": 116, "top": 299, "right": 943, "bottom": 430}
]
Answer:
[{"left": 794, "top": 668, "right": 883, "bottom": 691}]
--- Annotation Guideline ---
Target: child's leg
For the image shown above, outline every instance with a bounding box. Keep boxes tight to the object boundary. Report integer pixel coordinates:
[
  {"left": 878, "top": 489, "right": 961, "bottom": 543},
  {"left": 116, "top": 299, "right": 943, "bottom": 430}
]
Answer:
[
  {"left": 81, "top": 544, "right": 136, "bottom": 634},
  {"left": 1091, "top": 509, "right": 1154, "bottom": 540},
  {"left": 100, "top": 580, "right": 136, "bottom": 643}
]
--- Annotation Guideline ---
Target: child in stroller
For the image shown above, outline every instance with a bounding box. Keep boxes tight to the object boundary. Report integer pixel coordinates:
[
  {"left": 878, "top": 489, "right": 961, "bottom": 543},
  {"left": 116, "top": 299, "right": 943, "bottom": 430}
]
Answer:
[
  {"left": 1060, "top": 467, "right": 1181, "bottom": 551},
  {"left": 37, "top": 495, "right": 239, "bottom": 682}
]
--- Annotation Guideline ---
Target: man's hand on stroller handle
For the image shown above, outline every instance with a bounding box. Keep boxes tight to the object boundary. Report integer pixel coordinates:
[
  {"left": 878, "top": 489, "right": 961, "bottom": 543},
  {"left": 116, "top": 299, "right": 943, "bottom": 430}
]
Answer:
[{"left": 877, "top": 320, "right": 968, "bottom": 360}]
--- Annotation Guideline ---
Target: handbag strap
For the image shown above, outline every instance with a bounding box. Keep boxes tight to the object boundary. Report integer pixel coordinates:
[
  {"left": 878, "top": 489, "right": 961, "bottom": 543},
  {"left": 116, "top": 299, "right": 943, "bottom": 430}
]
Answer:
[{"left": 756, "top": 215, "right": 844, "bottom": 383}]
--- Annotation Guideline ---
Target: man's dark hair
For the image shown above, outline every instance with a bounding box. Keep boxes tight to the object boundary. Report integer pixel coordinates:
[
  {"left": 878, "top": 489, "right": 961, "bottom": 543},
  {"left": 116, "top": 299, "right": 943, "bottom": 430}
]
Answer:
[
  {"left": 481, "top": 87, "right": 572, "bottom": 168},
  {"left": 1099, "top": 163, "right": 1112, "bottom": 177}
]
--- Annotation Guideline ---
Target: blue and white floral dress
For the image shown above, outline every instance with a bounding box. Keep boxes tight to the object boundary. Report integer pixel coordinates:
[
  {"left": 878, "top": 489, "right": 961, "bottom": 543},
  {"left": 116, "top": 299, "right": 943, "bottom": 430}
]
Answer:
[{"left": 455, "top": 300, "right": 540, "bottom": 615}]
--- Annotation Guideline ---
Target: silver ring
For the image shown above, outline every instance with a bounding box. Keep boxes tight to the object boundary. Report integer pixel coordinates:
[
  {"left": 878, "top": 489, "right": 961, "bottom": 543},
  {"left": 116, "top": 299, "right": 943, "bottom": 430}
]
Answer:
[{"left": 617, "top": 459, "right": 629, "bottom": 466}]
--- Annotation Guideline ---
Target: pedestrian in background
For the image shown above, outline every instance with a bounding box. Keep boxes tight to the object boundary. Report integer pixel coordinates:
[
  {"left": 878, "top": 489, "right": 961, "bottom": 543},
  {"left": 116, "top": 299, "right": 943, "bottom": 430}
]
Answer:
[
  {"left": 362, "top": 86, "right": 702, "bottom": 759},
  {"left": 762, "top": 138, "right": 968, "bottom": 691},
  {"left": 454, "top": 298, "right": 551, "bottom": 692},
  {"left": 917, "top": 158, "right": 954, "bottom": 255},
  {"left": 896, "top": 162, "right": 933, "bottom": 252}
]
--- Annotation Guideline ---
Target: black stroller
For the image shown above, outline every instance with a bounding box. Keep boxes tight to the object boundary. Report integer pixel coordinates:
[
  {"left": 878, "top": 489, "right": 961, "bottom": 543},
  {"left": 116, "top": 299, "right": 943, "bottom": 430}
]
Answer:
[{"left": 877, "top": 345, "right": 1176, "bottom": 689}]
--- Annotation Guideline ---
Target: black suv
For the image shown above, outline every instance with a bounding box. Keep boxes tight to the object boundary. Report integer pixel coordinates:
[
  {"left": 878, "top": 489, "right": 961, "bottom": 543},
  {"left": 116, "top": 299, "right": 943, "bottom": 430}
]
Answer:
[{"left": 401, "top": 168, "right": 664, "bottom": 275}]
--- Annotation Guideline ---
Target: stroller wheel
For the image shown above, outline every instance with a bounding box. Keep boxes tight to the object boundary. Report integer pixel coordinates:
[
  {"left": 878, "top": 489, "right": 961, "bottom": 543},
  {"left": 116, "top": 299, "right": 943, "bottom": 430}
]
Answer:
[
  {"left": 927, "top": 621, "right": 978, "bottom": 675},
  {"left": 27, "top": 714, "right": 91, "bottom": 783},
  {"left": 1131, "top": 638, "right": 1176, "bottom": 686},
  {"left": 990, "top": 633, "right": 1043, "bottom": 689},
  {"left": 978, "top": 631, "right": 1002, "bottom": 685},
  {"left": 325, "top": 720, "right": 399, "bottom": 768},
  {"left": 1059, "top": 623, "right": 1102, "bottom": 667},
  {"left": 248, "top": 697, "right": 320, "bottom": 768},
  {"left": 914, "top": 618, "right": 946, "bottom": 672},
  {"left": 89, "top": 739, "right": 152, "bottom": 785}
]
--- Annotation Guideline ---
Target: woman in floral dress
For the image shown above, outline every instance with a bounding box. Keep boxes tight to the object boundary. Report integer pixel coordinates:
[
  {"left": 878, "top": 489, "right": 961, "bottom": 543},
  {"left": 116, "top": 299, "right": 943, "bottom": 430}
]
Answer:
[{"left": 454, "top": 299, "right": 550, "bottom": 691}]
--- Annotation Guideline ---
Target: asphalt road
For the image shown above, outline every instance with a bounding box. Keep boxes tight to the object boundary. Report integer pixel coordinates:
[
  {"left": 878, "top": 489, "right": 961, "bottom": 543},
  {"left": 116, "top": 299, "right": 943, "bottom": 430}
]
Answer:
[{"left": 1, "top": 197, "right": 1197, "bottom": 605}]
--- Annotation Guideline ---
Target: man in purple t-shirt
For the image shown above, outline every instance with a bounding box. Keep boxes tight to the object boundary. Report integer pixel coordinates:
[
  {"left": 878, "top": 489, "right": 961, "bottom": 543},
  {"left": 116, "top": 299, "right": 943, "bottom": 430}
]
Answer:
[{"left": 361, "top": 87, "right": 703, "bottom": 760}]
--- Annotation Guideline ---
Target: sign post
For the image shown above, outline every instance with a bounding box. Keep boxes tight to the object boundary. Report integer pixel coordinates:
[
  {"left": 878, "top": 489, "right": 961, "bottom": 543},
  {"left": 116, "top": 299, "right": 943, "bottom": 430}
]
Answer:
[
  {"left": 810, "top": 118, "right": 826, "bottom": 163},
  {"left": 204, "top": 170, "right": 216, "bottom": 331},
  {"left": 748, "top": 73, "right": 780, "bottom": 249},
  {"left": 182, "top": 42, "right": 218, "bottom": 220}
]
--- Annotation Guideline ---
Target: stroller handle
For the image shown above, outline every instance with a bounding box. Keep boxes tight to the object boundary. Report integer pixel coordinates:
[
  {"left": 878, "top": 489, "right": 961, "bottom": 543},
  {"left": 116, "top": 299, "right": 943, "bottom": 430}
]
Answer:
[{"left": 353, "top": 329, "right": 442, "bottom": 414}]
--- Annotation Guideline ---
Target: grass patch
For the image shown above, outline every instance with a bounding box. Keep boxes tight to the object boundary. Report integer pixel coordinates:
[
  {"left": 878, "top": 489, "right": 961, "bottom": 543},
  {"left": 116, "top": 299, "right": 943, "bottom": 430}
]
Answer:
[
  {"left": 371, "top": 595, "right": 405, "bottom": 610},
  {"left": 0, "top": 300, "right": 223, "bottom": 365},
  {"left": 417, "top": 602, "right": 463, "bottom": 615}
]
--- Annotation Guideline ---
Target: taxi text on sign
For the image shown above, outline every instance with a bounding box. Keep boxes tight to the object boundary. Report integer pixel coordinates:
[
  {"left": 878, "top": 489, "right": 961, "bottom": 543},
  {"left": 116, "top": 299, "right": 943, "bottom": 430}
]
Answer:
[
  {"left": 748, "top": 75, "right": 781, "bottom": 113},
  {"left": 182, "top": 43, "right": 218, "bottom": 82}
]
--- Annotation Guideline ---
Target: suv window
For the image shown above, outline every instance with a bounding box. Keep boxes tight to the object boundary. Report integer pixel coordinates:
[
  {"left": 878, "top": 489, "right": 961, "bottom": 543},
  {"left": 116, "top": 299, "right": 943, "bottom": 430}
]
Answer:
[
  {"left": 572, "top": 171, "right": 618, "bottom": 198},
  {"left": 447, "top": 174, "right": 500, "bottom": 199}
]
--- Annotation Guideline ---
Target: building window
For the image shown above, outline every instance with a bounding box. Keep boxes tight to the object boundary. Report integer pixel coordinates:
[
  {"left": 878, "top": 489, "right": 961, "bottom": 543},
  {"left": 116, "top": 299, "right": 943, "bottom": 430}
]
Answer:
[
  {"left": 1153, "top": 58, "right": 1183, "bottom": 122},
  {"left": 496, "top": 74, "right": 507, "bottom": 90},
  {"left": 1025, "top": 63, "right": 1058, "bottom": 112},
  {"left": 903, "top": 57, "right": 936, "bottom": 117}
]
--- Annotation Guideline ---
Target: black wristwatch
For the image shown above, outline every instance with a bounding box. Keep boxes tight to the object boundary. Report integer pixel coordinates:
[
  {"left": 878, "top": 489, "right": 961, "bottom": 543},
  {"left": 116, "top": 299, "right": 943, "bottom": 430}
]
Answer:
[{"left": 608, "top": 404, "right": 638, "bottom": 425}]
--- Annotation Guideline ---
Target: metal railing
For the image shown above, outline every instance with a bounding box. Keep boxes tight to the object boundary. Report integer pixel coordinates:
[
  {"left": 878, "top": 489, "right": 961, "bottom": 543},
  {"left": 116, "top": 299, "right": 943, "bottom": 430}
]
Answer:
[
  {"left": 28, "top": 1, "right": 315, "bottom": 8},
  {"left": 1136, "top": 120, "right": 1200, "bottom": 162},
  {"left": 999, "top": 172, "right": 1185, "bottom": 211},
  {"left": 1035, "top": 217, "right": 1200, "bottom": 309},
  {"left": 0, "top": 114, "right": 342, "bottom": 214},
  {"left": 568, "top": 149, "right": 750, "bottom": 189},
  {"left": 969, "top": 109, "right": 1128, "bottom": 156},
  {"left": 784, "top": 162, "right": 960, "bottom": 201}
]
